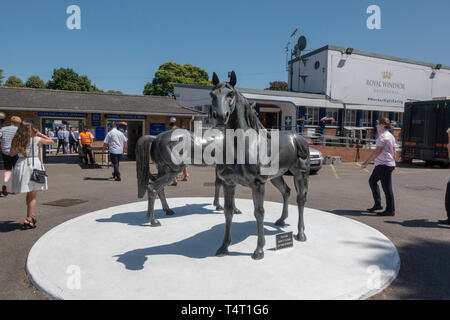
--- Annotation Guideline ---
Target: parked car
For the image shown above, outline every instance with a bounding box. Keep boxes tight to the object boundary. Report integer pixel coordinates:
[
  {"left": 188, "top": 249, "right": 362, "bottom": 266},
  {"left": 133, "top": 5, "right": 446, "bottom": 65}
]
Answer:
[{"left": 309, "top": 147, "right": 323, "bottom": 174}]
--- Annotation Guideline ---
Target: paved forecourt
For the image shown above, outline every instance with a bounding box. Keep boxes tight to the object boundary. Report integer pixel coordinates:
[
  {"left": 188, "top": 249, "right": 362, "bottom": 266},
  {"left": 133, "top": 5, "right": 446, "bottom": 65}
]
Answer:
[{"left": 26, "top": 197, "right": 400, "bottom": 300}]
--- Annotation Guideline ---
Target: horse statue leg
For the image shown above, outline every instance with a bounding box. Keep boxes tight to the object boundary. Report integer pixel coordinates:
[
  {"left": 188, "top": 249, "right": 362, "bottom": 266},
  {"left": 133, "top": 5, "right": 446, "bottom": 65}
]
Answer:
[
  {"left": 158, "top": 189, "right": 175, "bottom": 216},
  {"left": 292, "top": 169, "right": 308, "bottom": 242},
  {"left": 213, "top": 170, "right": 242, "bottom": 214},
  {"left": 271, "top": 176, "right": 291, "bottom": 226},
  {"left": 251, "top": 182, "right": 266, "bottom": 260},
  {"left": 215, "top": 183, "right": 236, "bottom": 257}
]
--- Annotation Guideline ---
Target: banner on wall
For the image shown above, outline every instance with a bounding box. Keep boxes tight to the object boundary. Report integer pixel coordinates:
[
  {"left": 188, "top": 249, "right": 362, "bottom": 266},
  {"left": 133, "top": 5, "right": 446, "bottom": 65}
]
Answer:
[{"left": 150, "top": 123, "right": 165, "bottom": 135}]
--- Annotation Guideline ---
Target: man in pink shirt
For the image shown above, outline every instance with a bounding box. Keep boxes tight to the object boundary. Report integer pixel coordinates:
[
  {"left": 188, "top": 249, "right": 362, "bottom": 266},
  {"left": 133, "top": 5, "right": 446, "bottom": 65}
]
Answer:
[{"left": 362, "top": 118, "right": 396, "bottom": 216}]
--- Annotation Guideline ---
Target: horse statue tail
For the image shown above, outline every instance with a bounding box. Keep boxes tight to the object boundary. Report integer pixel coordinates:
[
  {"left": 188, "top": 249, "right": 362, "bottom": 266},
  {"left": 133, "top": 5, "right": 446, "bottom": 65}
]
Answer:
[{"left": 136, "top": 135, "right": 156, "bottom": 199}]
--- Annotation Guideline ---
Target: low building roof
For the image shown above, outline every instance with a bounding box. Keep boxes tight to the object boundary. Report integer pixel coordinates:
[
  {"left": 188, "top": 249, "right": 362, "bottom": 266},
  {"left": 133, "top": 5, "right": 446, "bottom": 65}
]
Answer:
[{"left": 0, "top": 87, "right": 205, "bottom": 117}]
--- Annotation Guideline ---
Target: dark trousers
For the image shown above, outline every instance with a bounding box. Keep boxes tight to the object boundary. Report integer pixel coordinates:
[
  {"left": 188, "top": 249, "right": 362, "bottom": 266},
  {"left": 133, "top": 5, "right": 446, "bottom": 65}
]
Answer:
[
  {"left": 82, "top": 145, "right": 95, "bottom": 164},
  {"left": 57, "top": 139, "right": 66, "bottom": 154},
  {"left": 446, "top": 179, "right": 450, "bottom": 219},
  {"left": 69, "top": 140, "right": 78, "bottom": 153},
  {"left": 369, "top": 165, "right": 395, "bottom": 213},
  {"left": 110, "top": 153, "right": 122, "bottom": 178}
]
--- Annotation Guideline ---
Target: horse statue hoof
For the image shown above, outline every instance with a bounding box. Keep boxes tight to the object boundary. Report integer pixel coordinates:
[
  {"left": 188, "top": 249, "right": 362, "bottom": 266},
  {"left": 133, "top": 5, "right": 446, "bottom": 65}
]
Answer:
[
  {"left": 150, "top": 220, "right": 161, "bottom": 227},
  {"left": 215, "top": 246, "right": 229, "bottom": 257},
  {"left": 295, "top": 233, "right": 307, "bottom": 242},
  {"left": 165, "top": 209, "right": 175, "bottom": 216},
  {"left": 274, "top": 219, "right": 286, "bottom": 227},
  {"left": 215, "top": 205, "right": 224, "bottom": 211},
  {"left": 233, "top": 208, "right": 242, "bottom": 215},
  {"left": 251, "top": 250, "right": 264, "bottom": 260}
]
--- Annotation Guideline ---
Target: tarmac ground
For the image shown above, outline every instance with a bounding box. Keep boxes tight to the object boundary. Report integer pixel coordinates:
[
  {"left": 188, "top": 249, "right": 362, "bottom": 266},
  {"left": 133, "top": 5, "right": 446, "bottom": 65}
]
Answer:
[{"left": 0, "top": 161, "right": 449, "bottom": 300}]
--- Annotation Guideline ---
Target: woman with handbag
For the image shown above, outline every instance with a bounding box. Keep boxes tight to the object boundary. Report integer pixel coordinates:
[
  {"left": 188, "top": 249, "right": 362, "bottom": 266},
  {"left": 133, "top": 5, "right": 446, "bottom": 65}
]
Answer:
[{"left": 10, "top": 122, "right": 53, "bottom": 229}]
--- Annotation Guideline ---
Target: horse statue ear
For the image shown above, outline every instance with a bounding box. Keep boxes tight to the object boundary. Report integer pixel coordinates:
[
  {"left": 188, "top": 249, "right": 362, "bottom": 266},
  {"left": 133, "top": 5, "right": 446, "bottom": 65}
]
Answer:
[
  {"left": 229, "top": 70, "right": 237, "bottom": 87},
  {"left": 212, "top": 72, "right": 220, "bottom": 86}
]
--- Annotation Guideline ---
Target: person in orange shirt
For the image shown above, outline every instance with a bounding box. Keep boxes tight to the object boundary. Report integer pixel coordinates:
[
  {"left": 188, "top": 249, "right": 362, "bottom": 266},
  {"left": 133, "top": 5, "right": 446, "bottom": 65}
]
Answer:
[{"left": 79, "top": 127, "right": 95, "bottom": 165}]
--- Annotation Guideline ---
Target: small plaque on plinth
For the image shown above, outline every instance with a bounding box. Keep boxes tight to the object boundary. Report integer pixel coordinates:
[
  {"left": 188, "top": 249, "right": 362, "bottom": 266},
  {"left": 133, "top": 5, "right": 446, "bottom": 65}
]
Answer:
[{"left": 276, "top": 231, "right": 293, "bottom": 250}]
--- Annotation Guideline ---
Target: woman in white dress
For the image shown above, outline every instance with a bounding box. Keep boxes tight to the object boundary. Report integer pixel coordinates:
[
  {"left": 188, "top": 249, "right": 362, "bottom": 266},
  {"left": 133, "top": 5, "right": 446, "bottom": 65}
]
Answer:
[{"left": 10, "top": 122, "right": 53, "bottom": 229}]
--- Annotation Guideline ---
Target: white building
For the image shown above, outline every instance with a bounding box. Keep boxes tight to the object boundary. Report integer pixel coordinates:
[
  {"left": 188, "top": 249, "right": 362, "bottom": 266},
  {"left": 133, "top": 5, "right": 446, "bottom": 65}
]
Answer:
[{"left": 174, "top": 45, "right": 450, "bottom": 139}]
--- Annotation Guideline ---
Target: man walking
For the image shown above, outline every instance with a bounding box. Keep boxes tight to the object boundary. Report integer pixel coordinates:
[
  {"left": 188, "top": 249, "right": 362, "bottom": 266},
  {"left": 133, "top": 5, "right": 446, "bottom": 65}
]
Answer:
[
  {"left": 438, "top": 128, "right": 450, "bottom": 225},
  {"left": 69, "top": 127, "right": 79, "bottom": 153},
  {"left": 104, "top": 123, "right": 127, "bottom": 181},
  {"left": 0, "top": 116, "right": 21, "bottom": 196},
  {"left": 79, "top": 127, "right": 95, "bottom": 165},
  {"left": 56, "top": 127, "right": 66, "bottom": 154}
]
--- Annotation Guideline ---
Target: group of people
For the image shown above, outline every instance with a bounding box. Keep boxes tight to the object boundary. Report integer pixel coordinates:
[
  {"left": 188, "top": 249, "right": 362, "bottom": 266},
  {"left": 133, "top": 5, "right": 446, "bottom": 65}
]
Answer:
[
  {"left": 54, "top": 127, "right": 81, "bottom": 155},
  {"left": 361, "top": 117, "right": 450, "bottom": 225}
]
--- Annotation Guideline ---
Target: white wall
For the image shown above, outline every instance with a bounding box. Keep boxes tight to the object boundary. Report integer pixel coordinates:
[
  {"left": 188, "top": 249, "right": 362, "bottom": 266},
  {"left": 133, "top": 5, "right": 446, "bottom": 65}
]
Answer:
[{"left": 289, "top": 50, "right": 328, "bottom": 94}]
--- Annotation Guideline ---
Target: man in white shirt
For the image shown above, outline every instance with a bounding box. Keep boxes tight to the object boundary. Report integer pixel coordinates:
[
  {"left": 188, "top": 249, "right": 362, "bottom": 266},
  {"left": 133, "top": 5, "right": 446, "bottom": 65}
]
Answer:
[
  {"left": 104, "top": 123, "right": 127, "bottom": 181},
  {"left": 0, "top": 116, "right": 21, "bottom": 196}
]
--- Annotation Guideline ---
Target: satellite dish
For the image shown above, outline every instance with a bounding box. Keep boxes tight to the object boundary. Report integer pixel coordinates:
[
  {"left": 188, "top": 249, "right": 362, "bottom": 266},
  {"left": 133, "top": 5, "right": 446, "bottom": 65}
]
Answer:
[{"left": 297, "top": 36, "right": 307, "bottom": 51}]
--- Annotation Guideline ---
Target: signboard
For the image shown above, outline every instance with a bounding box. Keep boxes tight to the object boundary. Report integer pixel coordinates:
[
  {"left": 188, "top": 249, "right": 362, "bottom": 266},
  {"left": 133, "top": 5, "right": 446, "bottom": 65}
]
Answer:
[
  {"left": 150, "top": 123, "right": 166, "bottom": 135},
  {"left": 95, "top": 127, "right": 105, "bottom": 141},
  {"left": 284, "top": 116, "right": 292, "bottom": 131},
  {"left": 91, "top": 113, "right": 101, "bottom": 126},
  {"left": 104, "top": 114, "right": 146, "bottom": 120},
  {"left": 276, "top": 231, "right": 293, "bottom": 250},
  {"left": 37, "top": 112, "right": 88, "bottom": 118},
  {"left": 329, "top": 53, "right": 450, "bottom": 108}
]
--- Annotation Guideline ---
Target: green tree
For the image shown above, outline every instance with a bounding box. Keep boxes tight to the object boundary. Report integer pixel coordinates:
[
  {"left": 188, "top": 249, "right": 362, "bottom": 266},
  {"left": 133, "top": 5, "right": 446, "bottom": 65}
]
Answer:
[
  {"left": 5, "top": 76, "right": 25, "bottom": 88},
  {"left": 46, "top": 68, "right": 101, "bottom": 92},
  {"left": 265, "top": 81, "right": 288, "bottom": 91},
  {"left": 25, "top": 75, "right": 46, "bottom": 89},
  {"left": 106, "top": 90, "right": 123, "bottom": 94},
  {"left": 143, "top": 62, "right": 211, "bottom": 96},
  {"left": 0, "top": 69, "right": 4, "bottom": 86}
]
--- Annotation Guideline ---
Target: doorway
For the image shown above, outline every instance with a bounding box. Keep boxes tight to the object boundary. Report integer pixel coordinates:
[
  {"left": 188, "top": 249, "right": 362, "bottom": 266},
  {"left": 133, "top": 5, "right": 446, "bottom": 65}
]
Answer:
[{"left": 106, "top": 120, "right": 143, "bottom": 160}]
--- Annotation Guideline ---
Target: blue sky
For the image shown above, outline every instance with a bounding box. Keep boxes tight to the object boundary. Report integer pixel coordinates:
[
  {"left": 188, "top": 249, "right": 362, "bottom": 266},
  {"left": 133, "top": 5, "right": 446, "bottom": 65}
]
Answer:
[{"left": 1, "top": 0, "right": 449, "bottom": 94}]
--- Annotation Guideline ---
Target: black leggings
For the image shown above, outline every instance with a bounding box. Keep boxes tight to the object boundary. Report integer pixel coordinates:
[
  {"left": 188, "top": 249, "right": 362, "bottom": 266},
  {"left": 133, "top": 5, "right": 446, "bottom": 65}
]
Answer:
[{"left": 369, "top": 165, "right": 395, "bottom": 212}]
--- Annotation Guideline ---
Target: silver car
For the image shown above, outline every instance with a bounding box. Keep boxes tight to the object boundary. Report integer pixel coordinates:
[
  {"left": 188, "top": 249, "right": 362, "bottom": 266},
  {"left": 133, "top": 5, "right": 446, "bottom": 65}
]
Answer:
[{"left": 309, "top": 147, "right": 323, "bottom": 174}]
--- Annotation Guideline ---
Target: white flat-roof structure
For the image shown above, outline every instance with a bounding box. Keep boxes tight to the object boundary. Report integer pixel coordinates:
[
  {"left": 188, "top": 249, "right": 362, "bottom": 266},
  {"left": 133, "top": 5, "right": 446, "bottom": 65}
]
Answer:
[{"left": 174, "top": 45, "right": 450, "bottom": 134}]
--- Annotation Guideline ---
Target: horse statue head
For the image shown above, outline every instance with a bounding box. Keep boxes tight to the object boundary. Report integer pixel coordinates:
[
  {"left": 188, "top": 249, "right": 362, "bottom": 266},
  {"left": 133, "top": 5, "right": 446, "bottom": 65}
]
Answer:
[{"left": 210, "top": 71, "right": 268, "bottom": 135}]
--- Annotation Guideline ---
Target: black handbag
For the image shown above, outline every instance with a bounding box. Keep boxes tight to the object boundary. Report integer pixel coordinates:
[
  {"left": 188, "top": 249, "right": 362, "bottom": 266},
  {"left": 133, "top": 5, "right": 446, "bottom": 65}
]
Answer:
[{"left": 30, "top": 136, "right": 47, "bottom": 184}]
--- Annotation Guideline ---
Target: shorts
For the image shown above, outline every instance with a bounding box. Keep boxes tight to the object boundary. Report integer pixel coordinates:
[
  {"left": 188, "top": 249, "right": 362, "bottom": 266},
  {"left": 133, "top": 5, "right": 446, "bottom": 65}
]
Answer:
[{"left": 2, "top": 152, "right": 19, "bottom": 170}]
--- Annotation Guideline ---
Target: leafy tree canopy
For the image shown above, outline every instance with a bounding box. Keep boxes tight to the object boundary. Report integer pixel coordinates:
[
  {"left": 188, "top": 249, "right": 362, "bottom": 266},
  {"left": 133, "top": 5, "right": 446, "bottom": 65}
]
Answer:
[
  {"left": 143, "top": 62, "right": 211, "bottom": 96},
  {"left": 106, "top": 90, "right": 123, "bottom": 94},
  {"left": 0, "top": 69, "right": 4, "bottom": 85},
  {"left": 46, "top": 68, "right": 102, "bottom": 92},
  {"left": 26, "top": 75, "right": 46, "bottom": 89},
  {"left": 5, "top": 76, "right": 25, "bottom": 88},
  {"left": 265, "top": 81, "right": 288, "bottom": 91}
]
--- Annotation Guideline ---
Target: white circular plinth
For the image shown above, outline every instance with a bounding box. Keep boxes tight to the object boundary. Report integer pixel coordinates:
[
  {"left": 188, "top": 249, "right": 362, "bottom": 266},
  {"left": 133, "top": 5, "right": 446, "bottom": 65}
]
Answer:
[{"left": 27, "top": 198, "right": 400, "bottom": 300}]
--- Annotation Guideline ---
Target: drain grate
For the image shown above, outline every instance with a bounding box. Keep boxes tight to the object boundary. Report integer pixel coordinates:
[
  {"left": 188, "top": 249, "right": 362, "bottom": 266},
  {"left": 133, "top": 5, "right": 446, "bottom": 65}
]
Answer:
[{"left": 43, "top": 199, "right": 88, "bottom": 207}]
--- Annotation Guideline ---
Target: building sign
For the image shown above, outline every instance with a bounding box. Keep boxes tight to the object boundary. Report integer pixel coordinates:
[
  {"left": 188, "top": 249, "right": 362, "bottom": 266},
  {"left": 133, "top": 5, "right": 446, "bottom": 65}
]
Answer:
[
  {"left": 104, "top": 114, "right": 146, "bottom": 120},
  {"left": 329, "top": 53, "right": 450, "bottom": 108},
  {"left": 95, "top": 127, "right": 105, "bottom": 141},
  {"left": 37, "top": 112, "right": 88, "bottom": 118},
  {"left": 284, "top": 116, "right": 292, "bottom": 130},
  {"left": 276, "top": 231, "right": 293, "bottom": 250},
  {"left": 150, "top": 123, "right": 166, "bottom": 135},
  {"left": 91, "top": 113, "right": 101, "bottom": 126}
]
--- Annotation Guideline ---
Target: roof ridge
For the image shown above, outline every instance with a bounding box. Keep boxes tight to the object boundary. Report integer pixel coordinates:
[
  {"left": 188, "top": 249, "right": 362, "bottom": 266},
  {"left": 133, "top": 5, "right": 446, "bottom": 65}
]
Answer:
[{"left": 0, "top": 86, "right": 175, "bottom": 100}]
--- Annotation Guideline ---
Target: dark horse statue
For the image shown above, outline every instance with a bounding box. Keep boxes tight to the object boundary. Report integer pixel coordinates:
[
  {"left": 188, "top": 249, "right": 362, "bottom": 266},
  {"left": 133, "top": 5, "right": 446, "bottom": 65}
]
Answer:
[{"left": 212, "top": 71, "right": 310, "bottom": 260}]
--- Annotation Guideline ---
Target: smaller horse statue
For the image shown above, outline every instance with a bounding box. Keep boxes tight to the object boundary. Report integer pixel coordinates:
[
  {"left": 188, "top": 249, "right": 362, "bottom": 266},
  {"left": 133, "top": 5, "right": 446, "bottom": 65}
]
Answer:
[{"left": 211, "top": 71, "right": 310, "bottom": 260}]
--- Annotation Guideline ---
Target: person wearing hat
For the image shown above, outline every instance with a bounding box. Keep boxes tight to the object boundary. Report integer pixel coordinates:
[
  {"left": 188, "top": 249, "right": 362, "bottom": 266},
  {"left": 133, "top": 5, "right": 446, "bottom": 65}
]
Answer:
[{"left": 0, "top": 116, "right": 22, "bottom": 196}]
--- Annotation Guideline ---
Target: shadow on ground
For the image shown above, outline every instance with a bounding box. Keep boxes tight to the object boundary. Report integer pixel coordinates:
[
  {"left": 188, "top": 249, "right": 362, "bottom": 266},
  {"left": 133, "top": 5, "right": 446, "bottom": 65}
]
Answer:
[
  {"left": 327, "top": 209, "right": 377, "bottom": 217},
  {"left": 0, "top": 221, "right": 23, "bottom": 233},
  {"left": 96, "top": 202, "right": 222, "bottom": 227},
  {"left": 113, "top": 220, "right": 285, "bottom": 270},
  {"left": 385, "top": 219, "right": 450, "bottom": 230}
]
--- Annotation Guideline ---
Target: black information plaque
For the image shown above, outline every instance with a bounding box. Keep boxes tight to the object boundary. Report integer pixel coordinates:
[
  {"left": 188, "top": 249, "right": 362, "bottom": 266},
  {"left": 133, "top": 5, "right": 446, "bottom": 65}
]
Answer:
[{"left": 276, "top": 231, "right": 293, "bottom": 250}]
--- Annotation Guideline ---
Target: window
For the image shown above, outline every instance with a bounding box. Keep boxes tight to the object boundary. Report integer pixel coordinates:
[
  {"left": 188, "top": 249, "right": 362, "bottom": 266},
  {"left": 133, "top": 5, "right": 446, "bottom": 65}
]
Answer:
[
  {"left": 344, "top": 109, "right": 356, "bottom": 127},
  {"left": 362, "top": 111, "right": 373, "bottom": 127},
  {"left": 378, "top": 111, "right": 389, "bottom": 121},
  {"left": 325, "top": 108, "right": 338, "bottom": 125},
  {"left": 393, "top": 112, "right": 403, "bottom": 128},
  {"left": 305, "top": 107, "right": 319, "bottom": 126}
]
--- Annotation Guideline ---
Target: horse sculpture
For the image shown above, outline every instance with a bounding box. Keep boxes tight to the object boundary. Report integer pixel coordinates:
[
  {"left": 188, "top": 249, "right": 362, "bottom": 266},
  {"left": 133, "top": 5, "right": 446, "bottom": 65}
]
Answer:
[
  {"left": 212, "top": 71, "right": 310, "bottom": 260},
  {"left": 136, "top": 121, "right": 295, "bottom": 226}
]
